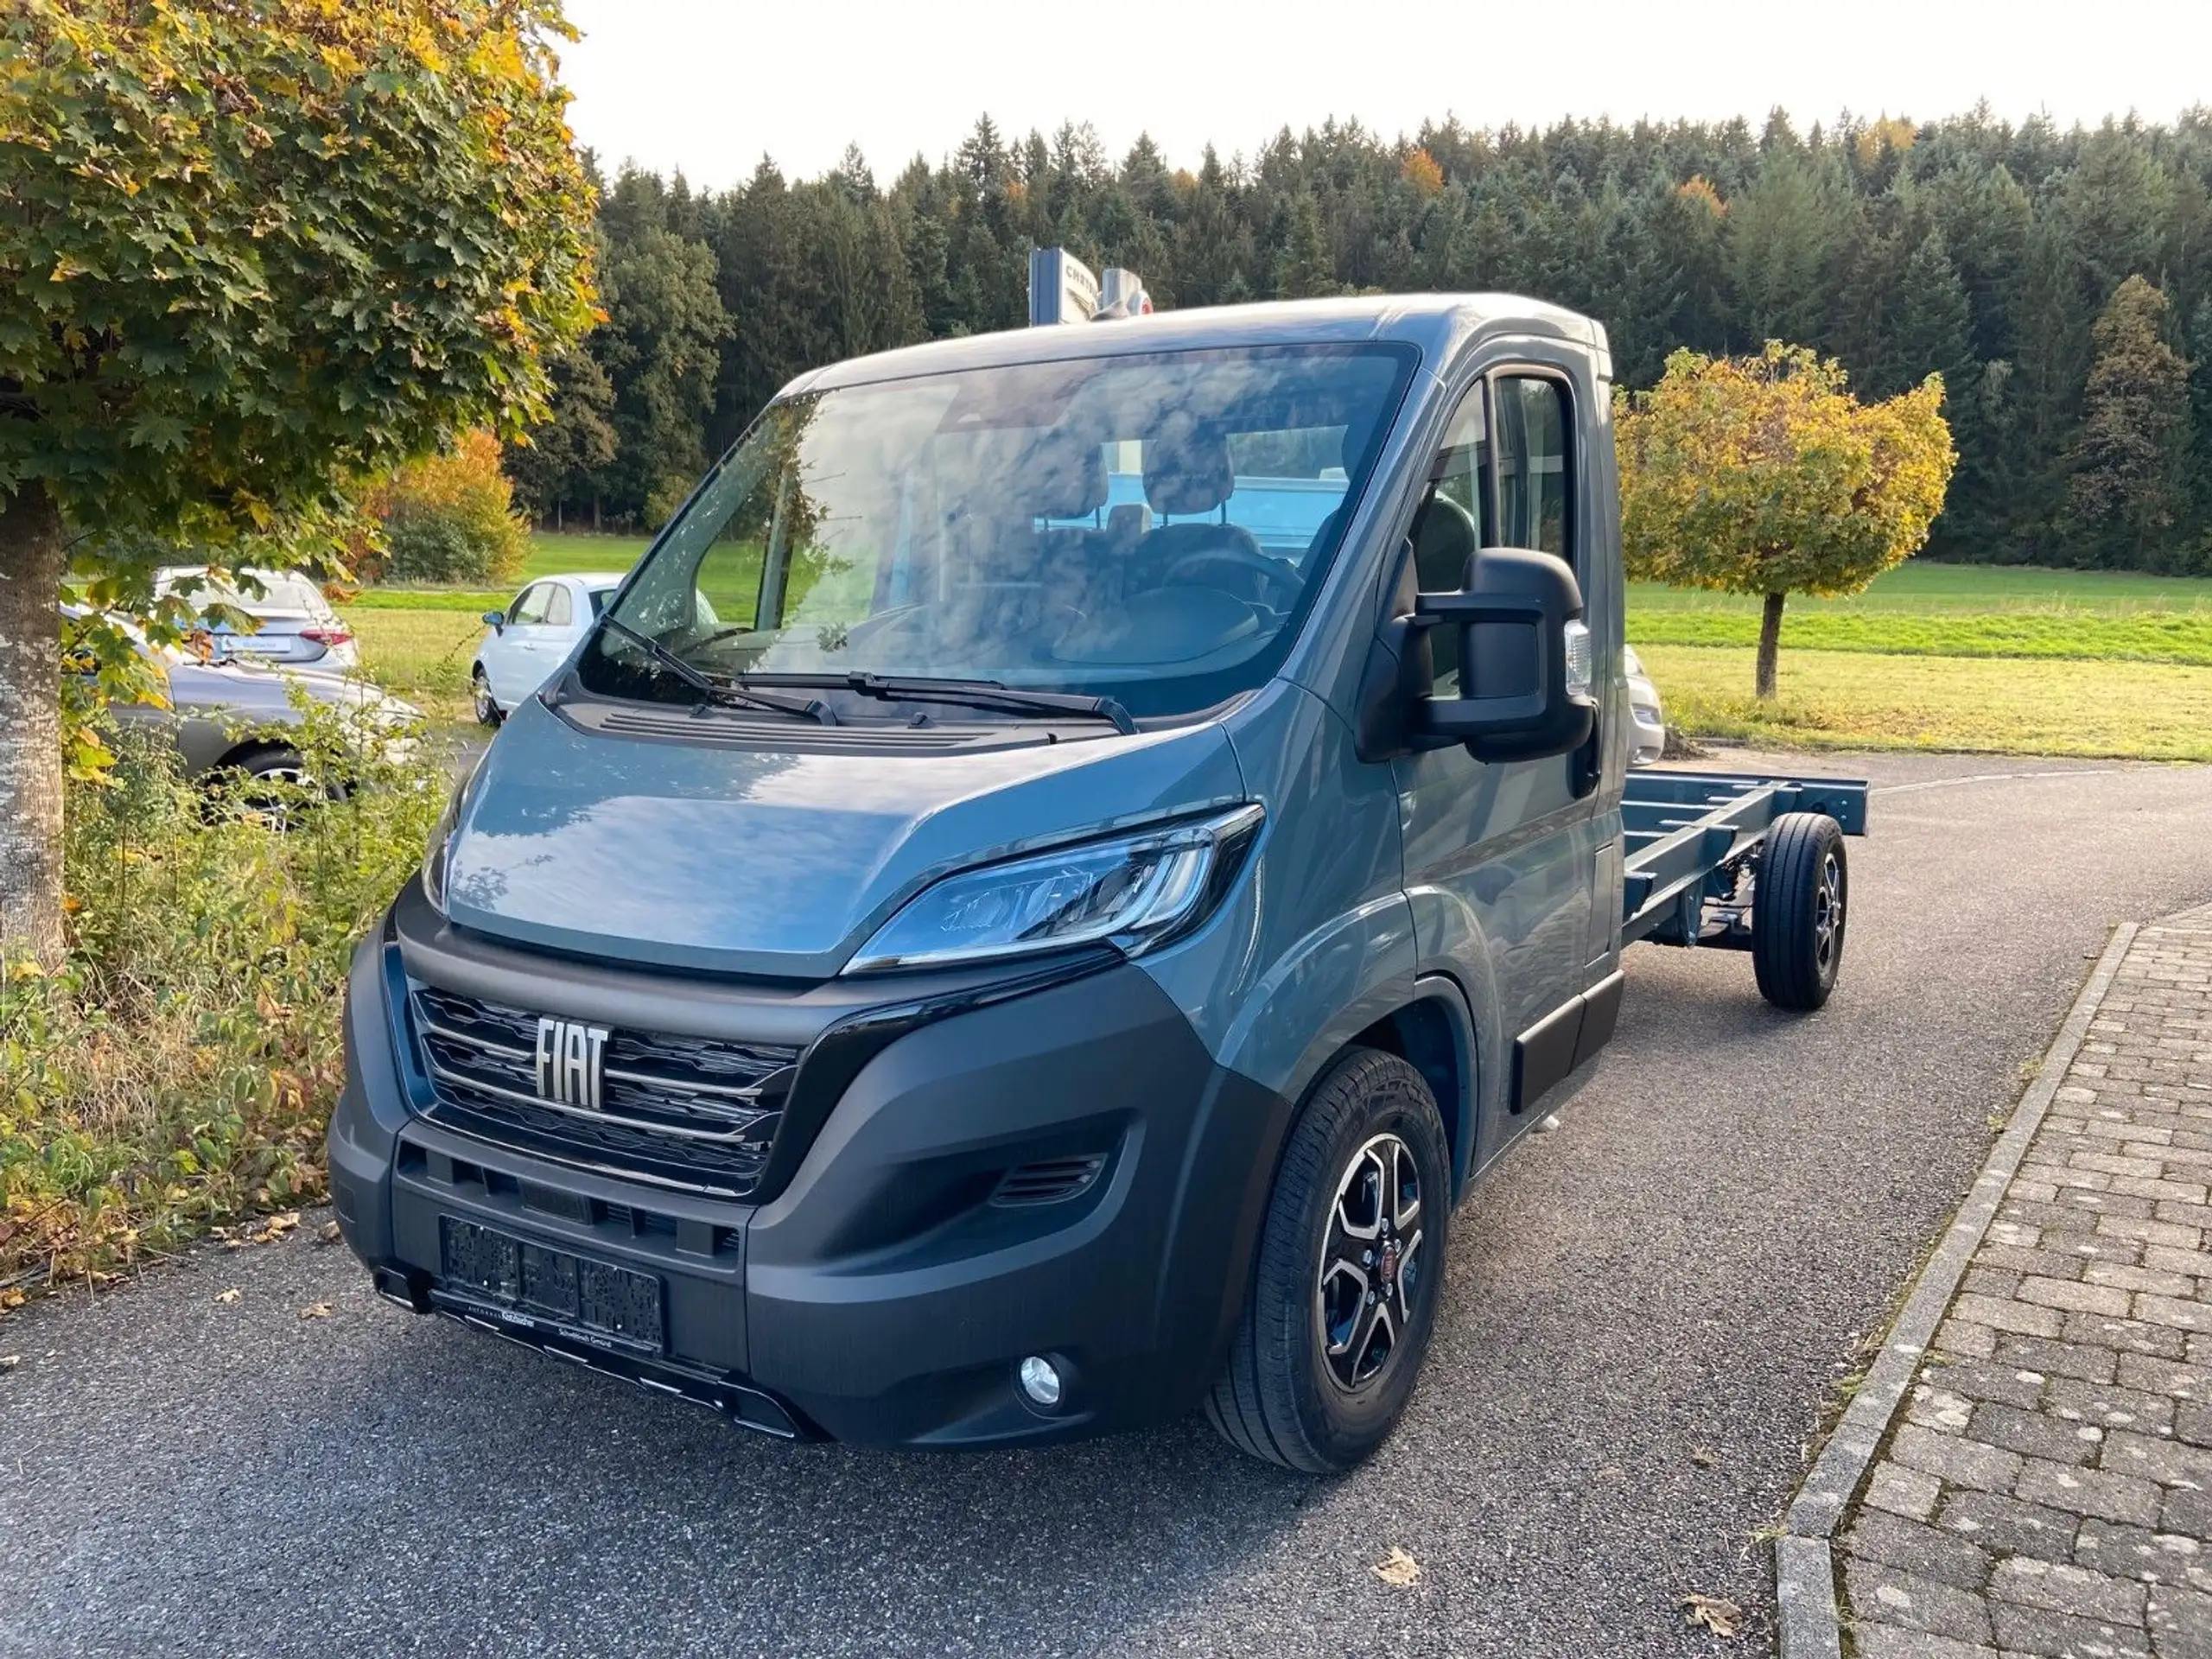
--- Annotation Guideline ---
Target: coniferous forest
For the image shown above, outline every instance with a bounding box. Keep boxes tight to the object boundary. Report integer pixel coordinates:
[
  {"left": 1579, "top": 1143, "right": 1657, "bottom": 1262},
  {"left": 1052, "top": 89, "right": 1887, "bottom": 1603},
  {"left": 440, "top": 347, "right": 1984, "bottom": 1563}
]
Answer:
[{"left": 508, "top": 108, "right": 2212, "bottom": 573}]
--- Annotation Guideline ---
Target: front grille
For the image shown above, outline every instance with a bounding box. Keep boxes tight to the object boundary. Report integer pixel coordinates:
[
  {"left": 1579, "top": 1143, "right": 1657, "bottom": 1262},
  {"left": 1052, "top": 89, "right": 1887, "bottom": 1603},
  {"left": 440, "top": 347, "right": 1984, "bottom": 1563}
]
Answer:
[{"left": 408, "top": 985, "right": 799, "bottom": 1198}]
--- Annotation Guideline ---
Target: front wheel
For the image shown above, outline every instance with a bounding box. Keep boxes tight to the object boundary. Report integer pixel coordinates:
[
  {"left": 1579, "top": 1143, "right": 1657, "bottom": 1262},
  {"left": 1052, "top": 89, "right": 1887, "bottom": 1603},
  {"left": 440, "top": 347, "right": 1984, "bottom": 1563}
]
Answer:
[
  {"left": 471, "top": 668, "right": 502, "bottom": 727},
  {"left": 1752, "top": 811, "right": 1849, "bottom": 1010},
  {"left": 1206, "top": 1048, "right": 1450, "bottom": 1472}
]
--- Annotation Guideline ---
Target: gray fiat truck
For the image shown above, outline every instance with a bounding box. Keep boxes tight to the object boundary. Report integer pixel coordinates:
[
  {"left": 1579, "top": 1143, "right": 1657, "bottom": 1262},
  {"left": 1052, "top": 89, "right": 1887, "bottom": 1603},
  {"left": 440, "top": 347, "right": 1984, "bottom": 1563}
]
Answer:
[{"left": 331, "top": 290, "right": 1862, "bottom": 1471}]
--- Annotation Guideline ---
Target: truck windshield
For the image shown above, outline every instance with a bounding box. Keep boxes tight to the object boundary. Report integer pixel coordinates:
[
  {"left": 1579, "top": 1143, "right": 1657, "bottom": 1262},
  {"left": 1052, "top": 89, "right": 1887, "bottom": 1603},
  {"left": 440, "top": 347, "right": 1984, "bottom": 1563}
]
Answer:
[{"left": 578, "top": 343, "right": 1416, "bottom": 721}]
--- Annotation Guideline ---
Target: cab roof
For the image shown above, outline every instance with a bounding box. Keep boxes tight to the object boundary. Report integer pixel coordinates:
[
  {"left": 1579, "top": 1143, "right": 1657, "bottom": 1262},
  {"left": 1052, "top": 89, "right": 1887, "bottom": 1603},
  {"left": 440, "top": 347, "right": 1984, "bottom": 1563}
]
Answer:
[{"left": 789, "top": 293, "right": 1609, "bottom": 398}]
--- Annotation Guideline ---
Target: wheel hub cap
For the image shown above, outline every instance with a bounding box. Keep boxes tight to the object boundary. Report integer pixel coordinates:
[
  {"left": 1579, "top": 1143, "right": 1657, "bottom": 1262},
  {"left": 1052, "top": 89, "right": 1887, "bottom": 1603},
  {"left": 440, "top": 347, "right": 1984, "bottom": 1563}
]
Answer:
[
  {"left": 1814, "top": 851, "right": 1844, "bottom": 969},
  {"left": 1316, "top": 1133, "right": 1424, "bottom": 1391}
]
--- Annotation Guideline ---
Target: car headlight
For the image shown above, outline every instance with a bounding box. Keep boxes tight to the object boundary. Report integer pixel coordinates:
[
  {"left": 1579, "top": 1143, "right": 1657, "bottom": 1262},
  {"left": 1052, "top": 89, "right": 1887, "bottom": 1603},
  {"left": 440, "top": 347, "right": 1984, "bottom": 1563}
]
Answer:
[
  {"left": 843, "top": 804, "right": 1265, "bottom": 975},
  {"left": 420, "top": 756, "right": 485, "bottom": 917}
]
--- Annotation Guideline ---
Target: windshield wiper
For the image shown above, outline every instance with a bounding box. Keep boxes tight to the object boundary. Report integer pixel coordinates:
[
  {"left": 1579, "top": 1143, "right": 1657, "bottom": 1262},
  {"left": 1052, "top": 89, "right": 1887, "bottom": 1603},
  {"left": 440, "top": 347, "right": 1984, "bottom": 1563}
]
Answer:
[
  {"left": 600, "top": 617, "right": 837, "bottom": 725},
  {"left": 741, "top": 672, "right": 1137, "bottom": 734}
]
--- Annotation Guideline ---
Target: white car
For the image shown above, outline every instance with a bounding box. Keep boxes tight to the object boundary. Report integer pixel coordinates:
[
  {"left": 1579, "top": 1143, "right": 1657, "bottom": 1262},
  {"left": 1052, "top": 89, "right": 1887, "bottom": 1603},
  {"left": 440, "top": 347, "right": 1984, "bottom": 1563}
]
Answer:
[
  {"left": 1624, "top": 644, "right": 1666, "bottom": 765},
  {"left": 471, "top": 572, "right": 626, "bottom": 724},
  {"left": 156, "top": 565, "right": 359, "bottom": 671}
]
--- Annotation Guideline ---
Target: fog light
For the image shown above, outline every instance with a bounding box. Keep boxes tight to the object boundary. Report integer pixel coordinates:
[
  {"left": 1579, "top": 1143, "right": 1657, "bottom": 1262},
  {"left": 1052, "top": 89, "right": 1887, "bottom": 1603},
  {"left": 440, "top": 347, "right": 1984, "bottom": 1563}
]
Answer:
[{"left": 1018, "top": 1355, "right": 1063, "bottom": 1408}]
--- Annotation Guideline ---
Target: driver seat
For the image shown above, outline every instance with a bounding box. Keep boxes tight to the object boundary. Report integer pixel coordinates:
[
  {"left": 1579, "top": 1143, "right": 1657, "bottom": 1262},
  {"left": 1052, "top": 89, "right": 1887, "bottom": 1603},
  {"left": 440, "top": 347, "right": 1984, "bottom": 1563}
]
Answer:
[{"left": 1129, "top": 425, "right": 1268, "bottom": 593}]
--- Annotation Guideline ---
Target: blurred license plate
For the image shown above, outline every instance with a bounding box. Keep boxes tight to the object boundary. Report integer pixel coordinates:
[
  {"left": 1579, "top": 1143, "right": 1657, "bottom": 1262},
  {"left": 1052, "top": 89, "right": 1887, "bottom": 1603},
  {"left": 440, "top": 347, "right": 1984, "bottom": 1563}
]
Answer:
[{"left": 438, "top": 1217, "right": 663, "bottom": 1354}]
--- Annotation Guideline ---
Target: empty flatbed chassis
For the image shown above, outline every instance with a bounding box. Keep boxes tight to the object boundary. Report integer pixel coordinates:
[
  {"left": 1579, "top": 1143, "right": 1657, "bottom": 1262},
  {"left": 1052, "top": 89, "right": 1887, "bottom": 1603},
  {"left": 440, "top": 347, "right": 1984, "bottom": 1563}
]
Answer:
[{"left": 1621, "top": 768, "right": 1869, "bottom": 950}]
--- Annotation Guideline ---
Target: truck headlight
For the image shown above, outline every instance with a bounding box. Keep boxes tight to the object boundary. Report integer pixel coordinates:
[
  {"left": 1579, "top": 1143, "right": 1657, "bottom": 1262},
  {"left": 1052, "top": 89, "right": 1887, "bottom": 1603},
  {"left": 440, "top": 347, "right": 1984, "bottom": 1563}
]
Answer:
[
  {"left": 419, "top": 755, "right": 485, "bottom": 918},
  {"left": 843, "top": 804, "right": 1264, "bottom": 975}
]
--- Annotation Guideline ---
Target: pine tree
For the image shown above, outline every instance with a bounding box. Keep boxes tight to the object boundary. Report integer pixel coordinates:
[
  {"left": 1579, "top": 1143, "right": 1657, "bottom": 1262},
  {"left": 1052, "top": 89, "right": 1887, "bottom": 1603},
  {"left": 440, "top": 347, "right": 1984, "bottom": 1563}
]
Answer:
[
  {"left": 1885, "top": 229, "right": 1975, "bottom": 400},
  {"left": 1273, "top": 193, "right": 1342, "bottom": 299},
  {"left": 2188, "top": 296, "right": 2212, "bottom": 567},
  {"left": 2067, "top": 276, "right": 2191, "bottom": 566}
]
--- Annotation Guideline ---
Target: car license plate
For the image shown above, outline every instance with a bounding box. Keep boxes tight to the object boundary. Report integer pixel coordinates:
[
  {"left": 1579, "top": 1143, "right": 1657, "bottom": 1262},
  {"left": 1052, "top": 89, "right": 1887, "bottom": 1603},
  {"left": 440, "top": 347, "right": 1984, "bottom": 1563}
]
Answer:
[{"left": 438, "top": 1217, "right": 664, "bottom": 1354}]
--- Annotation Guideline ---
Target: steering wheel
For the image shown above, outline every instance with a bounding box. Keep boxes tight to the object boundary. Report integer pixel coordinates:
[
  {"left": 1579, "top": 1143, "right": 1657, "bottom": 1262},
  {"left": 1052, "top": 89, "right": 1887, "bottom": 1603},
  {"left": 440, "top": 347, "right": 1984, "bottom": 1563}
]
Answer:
[{"left": 1162, "top": 544, "right": 1301, "bottom": 609}]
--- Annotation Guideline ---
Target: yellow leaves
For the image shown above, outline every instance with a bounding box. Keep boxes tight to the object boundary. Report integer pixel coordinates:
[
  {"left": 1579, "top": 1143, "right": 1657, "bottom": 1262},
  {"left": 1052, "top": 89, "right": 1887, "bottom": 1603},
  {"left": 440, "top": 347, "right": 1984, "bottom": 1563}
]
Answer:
[
  {"left": 1401, "top": 148, "right": 1444, "bottom": 199},
  {"left": 1853, "top": 117, "right": 1918, "bottom": 168},
  {"left": 1675, "top": 175, "right": 1726, "bottom": 217},
  {"left": 1372, "top": 1546, "right": 1422, "bottom": 1587},
  {"left": 1617, "top": 341, "right": 1957, "bottom": 602},
  {"left": 1680, "top": 1593, "right": 1743, "bottom": 1638}
]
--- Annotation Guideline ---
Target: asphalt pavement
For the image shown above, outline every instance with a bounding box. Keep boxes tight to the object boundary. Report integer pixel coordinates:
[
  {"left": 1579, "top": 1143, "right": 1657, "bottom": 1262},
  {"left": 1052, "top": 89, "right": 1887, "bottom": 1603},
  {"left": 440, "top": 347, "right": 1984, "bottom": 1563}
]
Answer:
[{"left": 5, "top": 751, "right": 2211, "bottom": 1658}]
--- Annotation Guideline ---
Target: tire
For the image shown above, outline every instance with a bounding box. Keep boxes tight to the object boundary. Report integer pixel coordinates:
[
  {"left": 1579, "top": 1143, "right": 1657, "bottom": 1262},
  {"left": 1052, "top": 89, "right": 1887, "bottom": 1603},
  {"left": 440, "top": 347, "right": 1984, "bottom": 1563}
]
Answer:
[
  {"left": 1205, "top": 1047, "right": 1451, "bottom": 1472},
  {"left": 215, "top": 746, "right": 317, "bottom": 829},
  {"left": 1752, "top": 811, "right": 1849, "bottom": 1011},
  {"left": 472, "top": 668, "right": 502, "bottom": 727}
]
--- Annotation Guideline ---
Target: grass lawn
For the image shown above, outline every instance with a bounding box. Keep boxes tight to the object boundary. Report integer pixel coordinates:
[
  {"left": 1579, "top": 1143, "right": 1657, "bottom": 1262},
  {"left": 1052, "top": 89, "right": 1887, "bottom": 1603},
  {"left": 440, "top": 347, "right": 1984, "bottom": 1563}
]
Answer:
[
  {"left": 1623, "top": 563, "right": 2212, "bottom": 760},
  {"left": 1630, "top": 563, "right": 2212, "bottom": 614},
  {"left": 340, "top": 606, "right": 486, "bottom": 726},
  {"left": 523, "top": 530, "right": 652, "bottom": 580},
  {"left": 1640, "top": 645, "right": 2212, "bottom": 763}
]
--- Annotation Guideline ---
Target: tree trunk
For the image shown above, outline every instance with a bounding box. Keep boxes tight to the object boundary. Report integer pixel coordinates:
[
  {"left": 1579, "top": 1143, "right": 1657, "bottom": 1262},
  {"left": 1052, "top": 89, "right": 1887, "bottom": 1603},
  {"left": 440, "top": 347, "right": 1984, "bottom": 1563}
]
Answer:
[
  {"left": 1755, "top": 590, "right": 1786, "bottom": 701},
  {"left": 0, "top": 481, "right": 66, "bottom": 970}
]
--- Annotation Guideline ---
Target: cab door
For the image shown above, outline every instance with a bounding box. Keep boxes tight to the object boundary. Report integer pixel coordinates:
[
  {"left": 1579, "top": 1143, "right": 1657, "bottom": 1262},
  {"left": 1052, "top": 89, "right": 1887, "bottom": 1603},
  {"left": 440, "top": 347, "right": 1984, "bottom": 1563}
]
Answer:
[{"left": 1393, "top": 363, "right": 1609, "bottom": 1148}]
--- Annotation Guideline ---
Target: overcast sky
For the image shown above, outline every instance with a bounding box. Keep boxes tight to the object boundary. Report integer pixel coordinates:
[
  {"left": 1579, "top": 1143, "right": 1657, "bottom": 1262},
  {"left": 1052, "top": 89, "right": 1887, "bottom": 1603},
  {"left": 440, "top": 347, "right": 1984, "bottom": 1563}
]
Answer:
[{"left": 558, "top": 0, "right": 2212, "bottom": 188}]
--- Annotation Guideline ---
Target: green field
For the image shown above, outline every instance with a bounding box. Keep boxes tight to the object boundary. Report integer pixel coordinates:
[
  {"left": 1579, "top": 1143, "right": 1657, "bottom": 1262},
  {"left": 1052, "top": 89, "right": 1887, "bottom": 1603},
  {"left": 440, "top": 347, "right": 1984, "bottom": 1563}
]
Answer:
[
  {"left": 342, "top": 539, "right": 2212, "bottom": 759},
  {"left": 1620, "top": 564, "right": 2212, "bottom": 760}
]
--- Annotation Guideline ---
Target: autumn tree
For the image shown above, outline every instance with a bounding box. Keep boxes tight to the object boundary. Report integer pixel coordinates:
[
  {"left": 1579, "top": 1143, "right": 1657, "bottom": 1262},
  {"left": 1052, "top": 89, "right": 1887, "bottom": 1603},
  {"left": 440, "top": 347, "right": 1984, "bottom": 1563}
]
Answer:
[
  {"left": 1616, "top": 344, "right": 1956, "bottom": 698},
  {"left": 0, "top": 0, "right": 597, "bottom": 966},
  {"left": 2067, "top": 276, "right": 2191, "bottom": 564}
]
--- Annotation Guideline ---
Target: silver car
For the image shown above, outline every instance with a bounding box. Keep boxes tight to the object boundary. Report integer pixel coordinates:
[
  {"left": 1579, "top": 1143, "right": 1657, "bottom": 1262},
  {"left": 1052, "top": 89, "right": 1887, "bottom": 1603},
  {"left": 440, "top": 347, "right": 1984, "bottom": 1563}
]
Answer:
[
  {"left": 1624, "top": 645, "right": 1666, "bottom": 765},
  {"left": 70, "top": 609, "right": 420, "bottom": 785},
  {"left": 155, "top": 565, "right": 360, "bottom": 671}
]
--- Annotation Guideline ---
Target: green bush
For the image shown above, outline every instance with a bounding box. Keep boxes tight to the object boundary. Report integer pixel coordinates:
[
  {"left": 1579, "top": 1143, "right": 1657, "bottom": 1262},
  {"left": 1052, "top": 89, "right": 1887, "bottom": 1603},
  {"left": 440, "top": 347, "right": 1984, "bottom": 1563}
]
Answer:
[
  {"left": 0, "top": 698, "right": 445, "bottom": 1303},
  {"left": 359, "top": 430, "right": 530, "bottom": 588}
]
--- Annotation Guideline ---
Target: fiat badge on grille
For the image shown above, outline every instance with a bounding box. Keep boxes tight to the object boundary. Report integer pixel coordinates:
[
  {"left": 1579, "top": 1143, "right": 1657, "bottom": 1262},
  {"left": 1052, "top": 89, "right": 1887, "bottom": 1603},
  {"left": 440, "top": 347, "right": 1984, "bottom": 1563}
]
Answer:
[{"left": 535, "top": 1017, "right": 610, "bottom": 1110}]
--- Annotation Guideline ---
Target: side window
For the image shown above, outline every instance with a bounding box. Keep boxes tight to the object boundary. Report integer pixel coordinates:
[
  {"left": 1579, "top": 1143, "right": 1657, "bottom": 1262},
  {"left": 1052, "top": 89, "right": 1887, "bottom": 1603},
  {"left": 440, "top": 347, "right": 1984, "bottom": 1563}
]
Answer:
[
  {"left": 508, "top": 583, "right": 550, "bottom": 626},
  {"left": 543, "top": 584, "right": 574, "bottom": 627},
  {"left": 1414, "top": 386, "right": 1489, "bottom": 692},
  {"left": 1494, "top": 376, "right": 1573, "bottom": 563}
]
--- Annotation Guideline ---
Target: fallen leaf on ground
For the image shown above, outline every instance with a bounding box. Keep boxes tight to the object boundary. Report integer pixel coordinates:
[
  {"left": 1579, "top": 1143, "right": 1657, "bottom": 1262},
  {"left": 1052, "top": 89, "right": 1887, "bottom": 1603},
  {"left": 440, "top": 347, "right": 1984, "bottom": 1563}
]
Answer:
[
  {"left": 1691, "top": 1446, "right": 1717, "bottom": 1467},
  {"left": 215, "top": 1288, "right": 241, "bottom": 1305},
  {"left": 299, "top": 1302, "right": 332, "bottom": 1320},
  {"left": 1680, "top": 1593, "right": 1742, "bottom": 1638},
  {"left": 318, "top": 1221, "right": 342, "bottom": 1245},
  {"left": 1372, "top": 1546, "right": 1421, "bottom": 1587},
  {"left": 0, "top": 1354, "right": 19, "bottom": 1373}
]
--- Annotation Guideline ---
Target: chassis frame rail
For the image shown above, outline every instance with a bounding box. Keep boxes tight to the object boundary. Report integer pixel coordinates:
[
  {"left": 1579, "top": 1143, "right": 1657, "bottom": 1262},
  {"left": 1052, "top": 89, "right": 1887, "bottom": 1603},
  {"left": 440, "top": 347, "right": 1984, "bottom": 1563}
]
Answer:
[{"left": 1621, "top": 769, "right": 1868, "bottom": 950}]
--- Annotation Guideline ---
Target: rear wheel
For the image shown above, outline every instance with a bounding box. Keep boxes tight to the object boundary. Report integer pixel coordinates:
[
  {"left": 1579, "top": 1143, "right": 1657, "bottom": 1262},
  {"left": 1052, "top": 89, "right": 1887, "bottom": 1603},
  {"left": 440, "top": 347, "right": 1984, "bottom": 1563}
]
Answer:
[
  {"left": 213, "top": 745, "right": 318, "bottom": 829},
  {"left": 472, "top": 668, "right": 502, "bottom": 727},
  {"left": 1206, "top": 1047, "right": 1450, "bottom": 1472},
  {"left": 1752, "top": 811, "right": 1848, "bottom": 1010}
]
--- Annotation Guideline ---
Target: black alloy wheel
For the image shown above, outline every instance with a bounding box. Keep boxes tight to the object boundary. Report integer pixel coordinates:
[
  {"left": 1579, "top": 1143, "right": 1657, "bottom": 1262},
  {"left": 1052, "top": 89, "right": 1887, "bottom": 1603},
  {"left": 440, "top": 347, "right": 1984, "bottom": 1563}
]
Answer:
[
  {"left": 1207, "top": 1047, "right": 1450, "bottom": 1472},
  {"left": 1751, "top": 810, "right": 1850, "bottom": 1010}
]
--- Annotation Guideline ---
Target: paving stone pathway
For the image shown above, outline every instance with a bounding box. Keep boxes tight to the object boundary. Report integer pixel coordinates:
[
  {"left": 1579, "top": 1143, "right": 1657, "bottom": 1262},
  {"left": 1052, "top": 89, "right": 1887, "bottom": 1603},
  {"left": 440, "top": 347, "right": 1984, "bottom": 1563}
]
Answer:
[{"left": 1836, "top": 906, "right": 2212, "bottom": 1659}]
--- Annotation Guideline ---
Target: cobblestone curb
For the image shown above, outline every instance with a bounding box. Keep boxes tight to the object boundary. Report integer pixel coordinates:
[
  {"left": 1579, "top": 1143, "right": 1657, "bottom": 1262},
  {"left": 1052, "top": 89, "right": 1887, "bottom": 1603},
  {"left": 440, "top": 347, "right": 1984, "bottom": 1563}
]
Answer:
[{"left": 1777, "top": 921, "right": 2142, "bottom": 1659}]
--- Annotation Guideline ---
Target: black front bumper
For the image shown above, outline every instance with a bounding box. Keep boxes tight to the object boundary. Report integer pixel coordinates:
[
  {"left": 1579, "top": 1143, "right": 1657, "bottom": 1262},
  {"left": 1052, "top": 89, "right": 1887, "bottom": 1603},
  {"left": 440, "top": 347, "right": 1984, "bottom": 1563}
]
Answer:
[{"left": 328, "top": 891, "right": 1289, "bottom": 1448}]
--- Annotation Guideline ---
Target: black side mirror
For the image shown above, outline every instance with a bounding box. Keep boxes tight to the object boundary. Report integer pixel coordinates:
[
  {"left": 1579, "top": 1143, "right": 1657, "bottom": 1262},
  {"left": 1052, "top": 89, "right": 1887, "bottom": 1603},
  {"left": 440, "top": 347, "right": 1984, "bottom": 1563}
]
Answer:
[
  {"left": 1412, "top": 547, "right": 1596, "bottom": 762},
  {"left": 481, "top": 610, "right": 505, "bottom": 632}
]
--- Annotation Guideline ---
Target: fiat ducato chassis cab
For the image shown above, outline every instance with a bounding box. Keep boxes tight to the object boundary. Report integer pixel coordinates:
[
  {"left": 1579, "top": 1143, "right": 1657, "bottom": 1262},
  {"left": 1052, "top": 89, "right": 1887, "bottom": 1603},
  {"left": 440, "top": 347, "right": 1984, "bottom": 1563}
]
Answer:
[{"left": 331, "top": 295, "right": 1859, "bottom": 1471}]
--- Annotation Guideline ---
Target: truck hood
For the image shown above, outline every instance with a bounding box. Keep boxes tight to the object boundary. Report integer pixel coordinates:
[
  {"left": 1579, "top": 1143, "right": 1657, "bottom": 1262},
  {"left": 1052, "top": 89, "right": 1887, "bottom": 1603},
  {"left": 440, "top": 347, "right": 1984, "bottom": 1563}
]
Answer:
[{"left": 441, "top": 699, "right": 1249, "bottom": 979}]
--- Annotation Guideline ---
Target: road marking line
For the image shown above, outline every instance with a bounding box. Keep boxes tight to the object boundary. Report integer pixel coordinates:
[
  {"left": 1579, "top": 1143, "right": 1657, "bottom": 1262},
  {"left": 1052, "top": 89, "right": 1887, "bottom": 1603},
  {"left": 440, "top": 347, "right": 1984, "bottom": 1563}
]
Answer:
[{"left": 1873, "top": 767, "right": 2130, "bottom": 797}]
